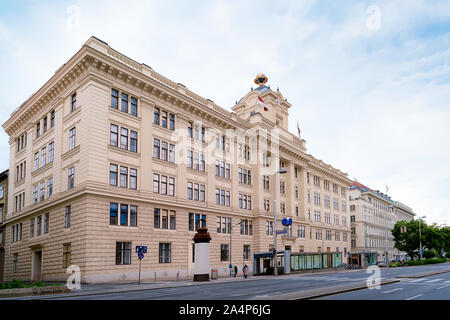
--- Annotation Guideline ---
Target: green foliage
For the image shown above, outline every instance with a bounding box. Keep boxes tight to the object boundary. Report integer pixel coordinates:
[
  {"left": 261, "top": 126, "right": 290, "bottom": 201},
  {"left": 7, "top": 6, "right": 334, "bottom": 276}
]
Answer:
[
  {"left": 389, "top": 262, "right": 401, "bottom": 267},
  {"left": 423, "top": 249, "right": 438, "bottom": 259},
  {"left": 404, "top": 257, "right": 447, "bottom": 266},
  {"left": 0, "top": 279, "right": 60, "bottom": 290}
]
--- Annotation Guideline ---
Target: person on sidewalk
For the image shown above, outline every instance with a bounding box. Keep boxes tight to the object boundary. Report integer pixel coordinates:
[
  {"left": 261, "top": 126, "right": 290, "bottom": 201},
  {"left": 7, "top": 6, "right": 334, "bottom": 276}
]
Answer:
[
  {"left": 234, "top": 265, "right": 238, "bottom": 277},
  {"left": 242, "top": 265, "right": 248, "bottom": 279}
]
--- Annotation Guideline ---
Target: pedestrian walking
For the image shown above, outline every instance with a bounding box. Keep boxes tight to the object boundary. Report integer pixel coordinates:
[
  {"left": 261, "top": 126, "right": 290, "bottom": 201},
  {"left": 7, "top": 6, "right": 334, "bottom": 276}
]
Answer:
[
  {"left": 242, "top": 265, "right": 248, "bottom": 279},
  {"left": 234, "top": 265, "right": 238, "bottom": 277}
]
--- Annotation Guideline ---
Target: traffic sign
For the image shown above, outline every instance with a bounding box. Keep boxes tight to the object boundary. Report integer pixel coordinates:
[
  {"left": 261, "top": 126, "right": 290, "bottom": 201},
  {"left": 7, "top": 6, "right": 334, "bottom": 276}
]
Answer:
[
  {"left": 276, "top": 229, "right": 288, "bottom": 234},
  {"left": 136, "top": 246, "right": 147, "bottom": 254},
  {"left": 138, "top": 252, "right": 144, "bottom": 260}
]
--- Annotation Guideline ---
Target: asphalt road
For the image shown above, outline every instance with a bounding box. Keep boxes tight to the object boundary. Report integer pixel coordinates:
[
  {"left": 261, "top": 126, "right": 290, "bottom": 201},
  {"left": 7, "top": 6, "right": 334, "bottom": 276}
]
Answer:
[
  {"left": 316, "top": 269, "right": 450, "bottom": 300},
  {"left": 9, "top": 262, "right": 450, "bottom": 300}
]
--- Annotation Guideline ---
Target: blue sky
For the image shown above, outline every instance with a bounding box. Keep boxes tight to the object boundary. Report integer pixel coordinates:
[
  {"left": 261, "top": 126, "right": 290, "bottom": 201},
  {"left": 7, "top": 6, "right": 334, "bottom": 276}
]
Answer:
[{"left": 0, "top": 0, "right": 449, "bottom": 225}]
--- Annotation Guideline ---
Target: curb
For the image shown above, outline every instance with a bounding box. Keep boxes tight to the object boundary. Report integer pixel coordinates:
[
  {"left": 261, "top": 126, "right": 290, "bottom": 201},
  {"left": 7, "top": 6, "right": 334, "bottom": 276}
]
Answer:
[
  {"left": 396, "top": 268, "right": 450, "bottom": 279},
  {"left": 249, "top": 279, "right": 400, "bottom": 300},
  {"left": 0, "top": 286, "right": 70, "bottom": 298}
]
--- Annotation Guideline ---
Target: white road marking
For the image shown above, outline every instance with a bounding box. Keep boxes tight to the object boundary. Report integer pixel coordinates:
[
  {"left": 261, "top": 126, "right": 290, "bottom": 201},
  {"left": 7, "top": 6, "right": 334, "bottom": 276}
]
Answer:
[
  {"left": 407, "top": 279, "right": 425, "bottom": 282},
  {"left": 382, "top": 288, "right": 403, "bottom": 294},
  {"left": 405, "top": 294, "right": 423, "bottom": 300},
  {"left": 444, "top": 280, "right": 450, "bottom": 284},
  {"left": 426, "top": 279, "right": 443, "bottom": 283},
  {"left": 437, "top": 284, "right": 450, "bottom": 290}
]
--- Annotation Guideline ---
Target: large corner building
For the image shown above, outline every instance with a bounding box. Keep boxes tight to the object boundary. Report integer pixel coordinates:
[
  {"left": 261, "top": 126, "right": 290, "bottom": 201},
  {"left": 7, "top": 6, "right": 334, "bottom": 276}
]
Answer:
[{"left": 2, "top": 37, "right": 352, "bottom": 283}]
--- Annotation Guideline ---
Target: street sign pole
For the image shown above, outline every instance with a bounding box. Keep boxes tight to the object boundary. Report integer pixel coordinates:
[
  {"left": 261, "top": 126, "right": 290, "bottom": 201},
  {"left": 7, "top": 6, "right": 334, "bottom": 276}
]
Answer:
[{"left": 139, "top": 258, "right": 142, "bottom": 285}]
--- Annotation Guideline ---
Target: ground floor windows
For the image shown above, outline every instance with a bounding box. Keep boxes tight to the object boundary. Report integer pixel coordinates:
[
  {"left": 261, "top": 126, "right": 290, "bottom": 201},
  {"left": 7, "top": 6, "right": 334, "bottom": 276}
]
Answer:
[
  {"left": 159, "top": 243, "right": 171, "bottom": 263},
  {"left": 221, "top": 244, "right": 229, "bottom": 261},
  {"left": 63, "top": 244, "right": 71, "bottom": 268},
  {"left": 116, "top": 242, "right": 131, "bottom": 265},
  {"left": 243, "top": 245, "right": 251, "bottom": 260}
]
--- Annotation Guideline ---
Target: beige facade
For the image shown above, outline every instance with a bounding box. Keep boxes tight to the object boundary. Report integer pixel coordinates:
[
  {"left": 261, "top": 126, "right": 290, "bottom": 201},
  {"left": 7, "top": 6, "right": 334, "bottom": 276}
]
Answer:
[
  {"left": 0, "top": 169, "right": 8, "bottom": 282},
  {"left": 1, "top": 37, "right": 352, "bottom": 283},
  {"left": 349, "top": 182, "right": 415, "bottom": 265}
]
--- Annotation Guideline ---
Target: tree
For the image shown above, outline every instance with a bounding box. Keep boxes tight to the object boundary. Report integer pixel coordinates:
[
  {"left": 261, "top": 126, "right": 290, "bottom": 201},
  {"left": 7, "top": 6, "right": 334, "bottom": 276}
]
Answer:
[
  {"left": 423, "top": 223, "right": 445, "bottom": 254},
  {"left": 392, "top": 220, "right": 423, "bottom": 260}
]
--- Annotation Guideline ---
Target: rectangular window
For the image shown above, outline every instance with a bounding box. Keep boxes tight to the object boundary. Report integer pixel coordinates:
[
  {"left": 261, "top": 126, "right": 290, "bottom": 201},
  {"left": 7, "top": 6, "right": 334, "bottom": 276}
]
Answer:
[
  {"left": 13, "top": 253, "right": 18, "bottom": 273},
  {"left": 110, "top": 124, "right": 118, "bottom": 147},
  {"left": 121, "top": 93, "right": 128, "bottom": 113},
  {"left": 200, "top": 185, "right": 205, "bottom": 202},
  {"left": 169, "top": 210, "right": 176, "bottom": 230},
  {"left": 130, "top": 169, "right": 137, "bottom": 190},
  {"left": 154, "top": 107, "right": 160, "bottom": 125},
  {"left": 36, "top": 123, "right": 41, "bottom": 138},
  {"left": 161, "top": 142, "right": 168, "bottom": 161},
  {"left": 36, "top": 215, "right": 42, "bottom": 236},
  {"left": 71, "top": 93, "right": 77, "bottom": 112},
  {"left": 44, "top": 213, "right": 49, "bottom": 234},
  {"left": 50, "top": 110, "right": 55, "bottom": 127},
  {"left": 130, "top": 97, "right": 138, "bottom": 117},
  {"left": 33, "top": 185, "right": 38, "bottom": 204},
  {"left": 154, "top": 208, "right": 161, "bottom": 228},
  {"left": 69, "top": 127, "right": 76, "bottom": 150},
  {"left": 111, "top": 89, "right": 119, "bottom": 109},
  {"left": 221, "top": 244, "right": 229, "bottom": 261},
  {"left": 161, "top": 175, "right": 167, "bottom": 195},
  {"left": 48, "top": 142, "right": 54, "bottom": 163},
  {"left": 116, "top": 242, "right": 131, "bottom": 265},
  {"left": 110, "top": 164, "right": 118, "bottom": 186},
  {"left": 130, "top": 130, "right": 138, "bottom": 153},
  {"left": 169, "top": 177, "right": 176, "bottom": 196},
  {"left": 39, "top": 182, "right": 45, "bottom": 201},
  {"left": 47, "top": 178, "right": 53, "bottom": 198},
  {"left": 41, "top": 147, "right": 46, "bottom": 167},
  {"left": 130, "top": 205, "right": 137, "bottom": 227},
  {"left": 34, "top": 152, "right": 39, "bottom": 171},
  {"left": 68, "top": 167, "right": 75, "bottom": 189},
  {"left": 153, "top": 174, "right": 160, "bottom": 193},
  {"left": 65, "top": 206, "right": 71, "bottom": 228},
  {"left": 169, "top": 144, "right": 175, "bottom": 163},
  {"left": 30, "top": 218, "right": 35, "bottom": 238},
  {"left": 169, "top": 113, "right": 175, "bottom": 131},
  {"left": 43, "top": 117, "right": 48, "bottom": 133},
  {"left": 110, "top": 203, "right": 118, "bottom": 225},
  {"left": 120, "top": 204, "right": 128, "bottom": 226},
  {"left": 120, "top": 166, "right": 128, "bottom": 188},
  {"left": 120, "top": 128, "right": 128, "bottom": 150},
  {"left": 63, "top": 244, "right": 71, "bottom": 268},
  {"left": 161, "top": 111, "right": 167, "bottom": 128},
  {"left": 153, "top": 139, "right": 160, "bottom": 159},
  {"left": 159, "top": 243, "right": 171, "bottom": 263}
]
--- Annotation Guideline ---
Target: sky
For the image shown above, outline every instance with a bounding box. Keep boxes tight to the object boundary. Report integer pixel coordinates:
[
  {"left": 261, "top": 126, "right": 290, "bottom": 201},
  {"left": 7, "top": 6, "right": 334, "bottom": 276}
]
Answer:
[{"left": 0, "top": 0, "right": 449, "bottom": 225}]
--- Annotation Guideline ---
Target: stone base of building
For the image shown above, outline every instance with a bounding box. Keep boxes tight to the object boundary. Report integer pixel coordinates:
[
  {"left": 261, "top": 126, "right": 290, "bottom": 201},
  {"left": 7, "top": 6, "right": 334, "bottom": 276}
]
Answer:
[{"left": 193, "top": 274, "right": 209, "bottom": 282}]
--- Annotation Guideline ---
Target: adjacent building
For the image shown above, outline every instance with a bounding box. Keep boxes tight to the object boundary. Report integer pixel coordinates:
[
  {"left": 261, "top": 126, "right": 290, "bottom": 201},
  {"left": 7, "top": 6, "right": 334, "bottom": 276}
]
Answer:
[
  {"left": 349, "top": 182, "right": 415, "bottom": 266},
  {"left": 0, "top": 169, "right": 8, "bottom": 282},
  {"left": 1, "top": 37, "right": 352, "bottom": 284}
]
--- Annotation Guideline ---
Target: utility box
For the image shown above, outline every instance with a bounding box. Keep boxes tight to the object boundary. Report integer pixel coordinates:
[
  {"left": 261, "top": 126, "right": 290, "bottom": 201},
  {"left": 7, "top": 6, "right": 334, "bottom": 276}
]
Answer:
[{"left": 211, "top": 269, "right": 218, "bottom": 280}]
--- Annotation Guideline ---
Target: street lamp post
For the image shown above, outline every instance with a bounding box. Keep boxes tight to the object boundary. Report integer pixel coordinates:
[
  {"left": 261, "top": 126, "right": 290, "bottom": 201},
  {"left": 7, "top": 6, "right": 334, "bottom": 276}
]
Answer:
[
  {"left": 273, "top": 167, "right": 287, "bottom": 276},
  {"left": 418, "top": 216, "right": 426, "bottom": 260},
  {"left": 386, "top": 205, "right": 395, "bottom": 268},
  {"left": 229, "top": 219, "right": 248, "bottom": 276}
]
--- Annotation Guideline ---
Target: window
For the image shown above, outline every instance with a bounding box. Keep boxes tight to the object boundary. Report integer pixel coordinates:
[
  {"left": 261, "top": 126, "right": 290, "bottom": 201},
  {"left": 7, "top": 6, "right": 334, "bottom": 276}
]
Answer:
[
  {"left": 69, "top": 127, "right": 76, "bottom": 150},
  {"left": 298, "top": 225, "right": 306, "bottom": 238},
  {"left": 350, "top": 205, "right": 356, "bottom": 212},
  {"left": 333, "top": 198, "right": 339, "bottom": 210},
  {"left": 243, "top": 245, "right": 251, "bottom": 260},
  {"left": 34, "top": 152, "right": 39, "bottom": 171},
  {"left": 130, "top": 97, "right": 138, "bottom": 117},
  {"left": 110, "top": 164, "right": 118, "bottom": 186},
  {"left": 13, "top": 253, "right": 18, "bottom": 273},
  {"left": 280, "top": 181, "right": 285, "bottom": 194},
  {"left": 39, "top": 182, "right": 45, "bottom": 201},
  {"left": 153, "top": 174, "right": 159, "bottom": 193},
  {"left": 43, "top": 117, "right": 48, "bottom": 133},
  {"left": 121, "top": 93, "right": 128, "bottom": 113},
  {"left": 120, "top": 128, "right": 128, "bottom": 150},
  {"left": 71, "top": 93, "right": 77, "bottom": 112},
  {"left": 263, "top": 176, "right": 270, "bottom": 190},
  {"left": 30, "top": 218, "right": 35, "bottom": 238},
  {"left": 50, "top": 111, "right": 55, "bottom": 128},
  {"left": 63, "top": 244, "right": 71, "bottom": 268},
  {"left": 116, "top": 242, "right": 131, "bottom": 265},
  {"left": 314, "top": 192, "right": 320, "bottom": 205},
  {"left": 120, "top": 204, "right": 128, "bottom": 226},
  {"left": 221, "top": 244, "right": 229, "bottom": 261},
  {"left": 161, "top": 111, "right": 167, "bottom": 128},
  {"left": 169, "top": 144, "right": 175, "bottom": 163},
  {"left": 189, "top": 213, "right": 206, "bottom": 231},
  {"left": 154, "top": 107, "right": 160, "bottom": 125},
  {"left": 44, "top": 213, "right": 49, "bottom": 234},
  {"left": 65, "top": 206, "right": 71, "bottom": 228},
  {"left": 130, "top": 169, "right": 137, "bottom": 190},
  {"left": 47, "top": 178, "right": 53, "bottom": 198},
  {"left": 266, "top": 221, "right": 273, "bottom": 235},
  {"left": 36, "top": 216, "right": 42, "bottom": 236},
  {"left": 120, "top": 166, "right": 128, "bottom": 188},
  {"left": 264, "top": 199, "right": 270, "bottom": 212},
  {"left": 68, "top": 167, "right": 74, "bottom": 189},
  {"left": 153, "top": 139, "right": 160, "bottom": 159},
  {"left": 33, "top": 185, "right": 38, "bottom": 204},
  {"left": 130, "top": 205, "right": 138, "bottom": 227},
  {"left": 111, "top": 89, "right": 119, "bottom": 109},
  {"left": 161, "top": 142, "right": 168, "bottom": 161},
  {"left": 350, "top": 215, "right": 355, "bottom": 222},
  {"left": 314, "top": 211, "right": 321, "bottom": 222},
  {"left": 240, "top": 220, "right": 253, "bottom": 235},
  {"left": 36, "top": 122, "right": 41, "bottom": 138},
  {"left": 313, "top": 175, "right": 320, "bottom": 187},
  {"left": 110, "top": 124, "right": 118, "bottom": 147},
  {"left": 161, "top": 176, "right": 167, "bottom": 195},
  {"left": 200, "top": 185, "right": 205, "bottom": 202},
  {"left": 159, "top": 243, "right": 171, "bottom": 263},
  {"left": 169, "top": 113, "right": 175, "bottom": 131},
  {"left": 48, "top": 142, "right": 54, "bottom": 163},
  {"left": 343, "top": 233, "right": 348, "bottom": 242}
]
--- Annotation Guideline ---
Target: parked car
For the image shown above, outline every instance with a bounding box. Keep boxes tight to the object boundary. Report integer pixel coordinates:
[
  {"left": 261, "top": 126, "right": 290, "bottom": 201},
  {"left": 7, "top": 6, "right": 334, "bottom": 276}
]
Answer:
[{"left": 377, "top": 261, "right": 387, "bottom": 267}]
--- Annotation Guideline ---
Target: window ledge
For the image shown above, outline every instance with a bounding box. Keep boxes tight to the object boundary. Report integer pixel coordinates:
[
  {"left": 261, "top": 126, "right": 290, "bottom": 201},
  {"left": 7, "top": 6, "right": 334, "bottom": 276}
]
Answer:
[
  {"left": 63, "top": 106, "right": 81, "bottom": 124},
  {"left": 31, "top": 161, "right": 54, "bottom": 178},
  {"left": 108, "top": 145, "right": 140, "bottom": 159},
  {"left": 33, "top": 127, "right": 55, "bottom": 145},
  {"left": 152, "top": 157, "right": 176, "bottom": 167},
  {"left": 109, "top": 106, "right": 141, "bottom": 122},
  {"left": 62, "top": 145, "right": 80, "bottom": 161}
]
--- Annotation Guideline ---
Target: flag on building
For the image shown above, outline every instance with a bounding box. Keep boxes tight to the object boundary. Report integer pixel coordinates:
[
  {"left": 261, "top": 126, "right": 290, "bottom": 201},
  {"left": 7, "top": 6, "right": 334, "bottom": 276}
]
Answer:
[
  {"left": 297, "top": 121, "right": 301, "bottom": 138},
  {"left": 257, "top": 96, "right": 269, "bottom": 111},
  {"left": 386, "top": 185, "right": 389, "bottom": 194}
]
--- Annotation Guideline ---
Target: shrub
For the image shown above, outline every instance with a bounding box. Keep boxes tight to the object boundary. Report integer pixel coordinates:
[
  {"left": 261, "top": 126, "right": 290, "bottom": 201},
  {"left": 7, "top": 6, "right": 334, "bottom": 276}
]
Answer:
[{"left": 423, "top": 249, "right": 438, "bottom": 259}]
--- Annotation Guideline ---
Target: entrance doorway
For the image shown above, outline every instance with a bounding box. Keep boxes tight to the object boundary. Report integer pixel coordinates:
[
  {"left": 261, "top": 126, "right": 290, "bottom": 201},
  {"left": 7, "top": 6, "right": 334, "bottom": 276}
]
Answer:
[{"left": 33, "top": 251, "right": 42, "bottom": 282}]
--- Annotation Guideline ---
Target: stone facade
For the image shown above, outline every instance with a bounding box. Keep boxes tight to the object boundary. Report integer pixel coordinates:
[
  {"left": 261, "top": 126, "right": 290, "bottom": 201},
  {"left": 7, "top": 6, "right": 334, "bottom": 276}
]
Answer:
[
  {"left": 0, "top": 169, "right": 8, "bottom": 282},
  {"left": 1, "top": 37, "right": 352, "bottom": 283}
]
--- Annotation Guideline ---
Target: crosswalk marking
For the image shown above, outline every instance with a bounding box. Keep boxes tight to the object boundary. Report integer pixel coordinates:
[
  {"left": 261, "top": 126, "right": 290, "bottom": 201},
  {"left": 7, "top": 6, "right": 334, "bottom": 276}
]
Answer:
[
  {"left": 405, "top": 294, "right": 423, "bottom": 300},
  {"left": 407, "top": 279, "right": 425, "bottom": 282},
  {"left": 382, "top": 288, "right": 403, "bottom": 294},
  {"left": 425, "top": 279, "right": 443, "bottom": 283}
]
